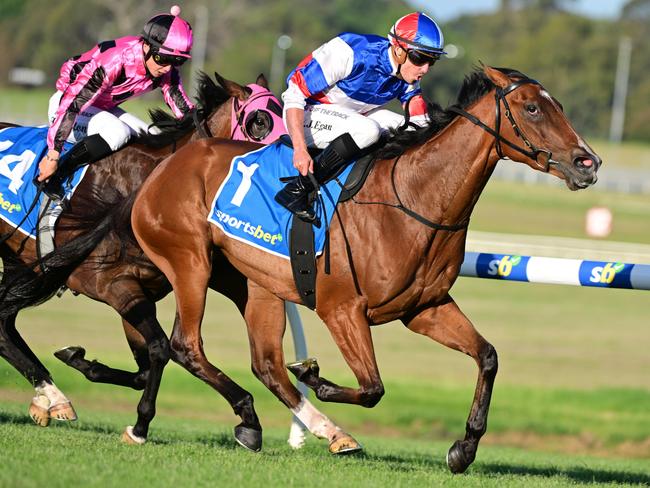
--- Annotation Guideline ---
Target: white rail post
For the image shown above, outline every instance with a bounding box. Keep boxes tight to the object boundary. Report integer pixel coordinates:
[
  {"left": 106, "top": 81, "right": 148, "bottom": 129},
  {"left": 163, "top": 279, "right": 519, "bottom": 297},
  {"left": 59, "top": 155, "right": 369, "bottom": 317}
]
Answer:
[{"left": 286, "top": 302, "right": 309, "bottom": 448}]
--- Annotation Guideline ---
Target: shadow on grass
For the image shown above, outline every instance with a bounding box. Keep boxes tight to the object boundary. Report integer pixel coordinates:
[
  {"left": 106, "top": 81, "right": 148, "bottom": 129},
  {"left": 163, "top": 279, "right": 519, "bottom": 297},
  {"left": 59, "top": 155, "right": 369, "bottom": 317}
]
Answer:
[
  {"left": 0, "top": 410, "right": 241, "bottom": 449},
  {"left": 476, "top": 462, "right": 650, "bottom": 485},
  {"left": 330, "top": 450, "right": 650, "bottom": 484},
  {"left": 3, "top": 411, "right": 647, "bottom": 485}
]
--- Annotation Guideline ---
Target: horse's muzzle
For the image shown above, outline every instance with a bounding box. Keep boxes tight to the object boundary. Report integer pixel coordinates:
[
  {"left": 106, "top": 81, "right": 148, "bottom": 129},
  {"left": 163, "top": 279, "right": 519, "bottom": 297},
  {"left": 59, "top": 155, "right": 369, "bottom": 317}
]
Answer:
[{"left": 567, "top": 151, "right": 601, "bottom": 190}]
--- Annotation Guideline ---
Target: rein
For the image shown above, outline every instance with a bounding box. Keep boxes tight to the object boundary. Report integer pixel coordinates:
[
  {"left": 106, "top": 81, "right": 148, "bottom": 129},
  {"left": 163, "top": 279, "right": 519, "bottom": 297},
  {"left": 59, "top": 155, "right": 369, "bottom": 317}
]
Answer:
[
  {"left": 448, "top": 78, "right": 558, "bottom": 173},
  {"left": 192, "top": 108, "right": 212, "bottom": 139},
  {"left": 348, "top": 78, "right": 554, "bottom": 232},
  {"left": 350, "top": 154, "right": 469, "bottom": 232}
]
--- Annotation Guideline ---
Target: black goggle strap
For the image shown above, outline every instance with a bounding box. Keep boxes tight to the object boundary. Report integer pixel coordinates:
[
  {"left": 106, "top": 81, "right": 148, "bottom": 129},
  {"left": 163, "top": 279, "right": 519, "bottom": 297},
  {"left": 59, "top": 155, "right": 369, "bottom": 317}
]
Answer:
[{"left": 389, "top": 30, "right": 444, "bottom": 55}]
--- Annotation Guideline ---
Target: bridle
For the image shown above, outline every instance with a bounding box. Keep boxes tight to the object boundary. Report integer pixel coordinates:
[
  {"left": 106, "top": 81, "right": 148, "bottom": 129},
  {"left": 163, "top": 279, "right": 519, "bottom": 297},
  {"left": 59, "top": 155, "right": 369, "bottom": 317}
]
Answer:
[
  {"left": 449, "top": 78, "right": 558, "bottom": 173},
  {"left": 349, "top": 78, "right": 562, "bottom": 233}
]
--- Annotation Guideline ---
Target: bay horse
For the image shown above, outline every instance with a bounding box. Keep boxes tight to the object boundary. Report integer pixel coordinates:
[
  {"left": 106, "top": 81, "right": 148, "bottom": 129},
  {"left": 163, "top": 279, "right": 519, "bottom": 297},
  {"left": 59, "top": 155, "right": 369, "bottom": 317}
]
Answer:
[
  {"left": 129, "top": 66, "right": 601, "bottom": 472},
  {"left": 0, "top": 72, "right": 282, "bottom": 448}
]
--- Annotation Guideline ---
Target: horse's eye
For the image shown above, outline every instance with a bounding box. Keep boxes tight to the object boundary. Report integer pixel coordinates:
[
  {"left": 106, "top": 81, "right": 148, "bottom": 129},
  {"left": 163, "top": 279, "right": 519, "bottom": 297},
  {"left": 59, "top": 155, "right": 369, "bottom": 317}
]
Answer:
[{"left": 526, "top": 104, "right": 539, "bottom": 115}]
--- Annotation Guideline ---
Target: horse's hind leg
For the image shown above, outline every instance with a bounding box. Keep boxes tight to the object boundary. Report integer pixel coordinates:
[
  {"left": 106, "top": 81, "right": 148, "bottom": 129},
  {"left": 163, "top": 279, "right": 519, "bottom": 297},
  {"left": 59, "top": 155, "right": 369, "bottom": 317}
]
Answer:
[
  {"left": 245, "top": 282, "right": 360, "bottom": 454},
  {"left": 55, "top": 317, "right": 151, "bottom": 390},
  {"left": 403, "top": 296, "right": 498, "bottom": 474},
  {"left": 114, "top": 299, "right": 170, "bottom": 443},
  {"left": 0, "top": 312, "right": 76, "bottom": 426}
]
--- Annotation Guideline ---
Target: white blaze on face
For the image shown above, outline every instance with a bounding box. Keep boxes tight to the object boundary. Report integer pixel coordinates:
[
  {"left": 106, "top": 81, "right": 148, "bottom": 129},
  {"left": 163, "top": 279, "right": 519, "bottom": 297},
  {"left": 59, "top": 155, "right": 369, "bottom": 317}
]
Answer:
[
  {"left": 541, "top": 89, "right": 590, "bottom": 153},
  {"left": 290, "top": 396, "right": 343, "bottom": 440}
]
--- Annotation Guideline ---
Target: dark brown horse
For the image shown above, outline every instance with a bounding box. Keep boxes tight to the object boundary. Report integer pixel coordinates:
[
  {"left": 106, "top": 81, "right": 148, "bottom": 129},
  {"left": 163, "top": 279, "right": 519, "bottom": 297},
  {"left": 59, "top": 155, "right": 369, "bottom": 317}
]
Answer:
[
  {"left": 129, "top": 66, "right": 600, "bottom": 472},
  {"left": 0, "top": 72, "right": 282, "bottom": 449}
]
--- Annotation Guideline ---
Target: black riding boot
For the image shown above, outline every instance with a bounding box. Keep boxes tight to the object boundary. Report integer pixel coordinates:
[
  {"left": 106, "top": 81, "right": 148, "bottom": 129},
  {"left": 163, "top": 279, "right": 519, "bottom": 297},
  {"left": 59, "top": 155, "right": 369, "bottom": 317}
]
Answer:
[
  {"left": 275, "top": 133, "right": 361, "bottom": 226},
  {"left": 42, "top": 134, "right": 113, "bottom": 202}
]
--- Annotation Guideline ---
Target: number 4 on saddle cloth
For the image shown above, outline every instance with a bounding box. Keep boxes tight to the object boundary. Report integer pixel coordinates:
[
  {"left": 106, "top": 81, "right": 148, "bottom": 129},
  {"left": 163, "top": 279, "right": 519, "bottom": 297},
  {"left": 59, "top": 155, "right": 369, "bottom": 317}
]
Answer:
[
  {"left": 209, "top": 137, "right": 374, "bottom": 308},
  {"left": 0, "top": 126, "right": 80, "bottom": 242}
]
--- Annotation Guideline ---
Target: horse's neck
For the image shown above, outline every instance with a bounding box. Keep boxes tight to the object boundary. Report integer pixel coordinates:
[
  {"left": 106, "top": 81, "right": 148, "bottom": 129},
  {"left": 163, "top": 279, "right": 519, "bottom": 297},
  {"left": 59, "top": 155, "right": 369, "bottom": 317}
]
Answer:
[
  {"left": 397, "top": 102, "right": 500, "bottom": 229},
  {"left": 202, "top": 101, "right": 232, "bottom": 140},
  {"left": 84, "top": 101, "right": 233, "bottom": 196}
]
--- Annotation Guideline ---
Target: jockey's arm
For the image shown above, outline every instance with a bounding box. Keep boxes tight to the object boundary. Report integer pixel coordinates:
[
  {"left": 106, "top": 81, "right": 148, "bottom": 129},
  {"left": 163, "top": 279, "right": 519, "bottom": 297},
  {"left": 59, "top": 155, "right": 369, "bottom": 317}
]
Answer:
[
  {"left": 282, "top": 36, "right": 354, "bottom": 176},
  {"left": 402, "top": 93, "right": 430, "bottom": 127},
  {"left": 40, "top": 60, "right": 114, "bottom": 181},
  {"left": 161, "top": 68, "right": 194, "bottom": 118},
  {"left": 285, "top": 108, "right": 312, "bottom": 176}
]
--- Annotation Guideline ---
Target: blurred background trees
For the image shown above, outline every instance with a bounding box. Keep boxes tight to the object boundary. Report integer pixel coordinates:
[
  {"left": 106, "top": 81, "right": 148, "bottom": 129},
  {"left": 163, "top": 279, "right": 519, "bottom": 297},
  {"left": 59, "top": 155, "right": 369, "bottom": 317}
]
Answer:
[{"left": 0, "top": 0, "right": 647, "bottom": 141}]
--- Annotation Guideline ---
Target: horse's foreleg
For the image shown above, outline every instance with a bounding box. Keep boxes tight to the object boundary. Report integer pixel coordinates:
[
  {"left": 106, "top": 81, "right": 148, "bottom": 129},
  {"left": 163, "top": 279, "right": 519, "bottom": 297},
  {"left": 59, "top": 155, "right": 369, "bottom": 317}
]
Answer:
[
  {"left": 288, "top": 299, "right": 384, "bottom": 408},
  {"left": 246, "top": 283, "right": 361, "bottom": 454},
  {"left": 165, "top": 260, "right": 262, "bottom": 451},
  {"left": 0, "top": 313, "right": 75, "bottom": 426},
  {"left": 133, "top": 200, "right": 263, "bottom": 450},
  {"left": 404, "top": 296, "right": 498, "bottom": 474},
  {"left": 54, "top": 317, "right": 150, "bottom": 390}
]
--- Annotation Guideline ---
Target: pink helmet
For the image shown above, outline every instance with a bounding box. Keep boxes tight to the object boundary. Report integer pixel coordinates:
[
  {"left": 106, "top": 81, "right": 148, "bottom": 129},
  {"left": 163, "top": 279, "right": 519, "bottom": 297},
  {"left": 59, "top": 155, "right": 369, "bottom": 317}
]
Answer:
[{"left": 142, "top": 5, "right": 193, "bottom": 58}]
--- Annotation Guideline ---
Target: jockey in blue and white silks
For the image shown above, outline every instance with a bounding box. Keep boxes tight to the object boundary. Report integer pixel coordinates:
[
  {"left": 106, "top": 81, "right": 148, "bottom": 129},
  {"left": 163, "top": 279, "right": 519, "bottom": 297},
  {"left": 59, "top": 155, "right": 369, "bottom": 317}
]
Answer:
[{"left": 275, "top": 12, "right": 446, "bottom": 226}]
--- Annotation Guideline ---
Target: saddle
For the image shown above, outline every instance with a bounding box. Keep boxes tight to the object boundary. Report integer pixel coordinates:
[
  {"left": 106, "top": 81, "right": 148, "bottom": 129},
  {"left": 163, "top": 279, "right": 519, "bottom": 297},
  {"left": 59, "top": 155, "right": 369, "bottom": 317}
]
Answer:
[{"left": 278, "top": 135, "right": 377, "bottom": 309}]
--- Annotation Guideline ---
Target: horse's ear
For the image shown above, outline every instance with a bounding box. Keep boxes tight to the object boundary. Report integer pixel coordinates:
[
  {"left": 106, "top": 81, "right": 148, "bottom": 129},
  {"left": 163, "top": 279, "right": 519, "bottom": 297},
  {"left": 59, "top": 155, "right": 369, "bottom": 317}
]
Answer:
[
  {"left": 483, "top": 65, "right": 511, "bottom": 89},
  {"left": 256, "top": 73, "right": 269, "bottom": 89},
  {"left": 214, "top": 71, "right": 251, "bottom": 100}
]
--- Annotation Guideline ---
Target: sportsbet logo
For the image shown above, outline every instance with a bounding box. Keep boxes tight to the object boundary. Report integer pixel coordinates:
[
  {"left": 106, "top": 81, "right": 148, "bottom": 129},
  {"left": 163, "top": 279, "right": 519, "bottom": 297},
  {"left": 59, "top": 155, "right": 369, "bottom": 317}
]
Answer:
[
  {"left": 0, "top": 192, "right": 22, "bottom": 214},
  {"left": 215, "top": 209, "right": 282, "bottom": 246},
  {"left": 589, "top": 262, "right": 625, "bottom": 284},
  {"left": 487, "top": 255, "right": 522, "bottom": 277}
]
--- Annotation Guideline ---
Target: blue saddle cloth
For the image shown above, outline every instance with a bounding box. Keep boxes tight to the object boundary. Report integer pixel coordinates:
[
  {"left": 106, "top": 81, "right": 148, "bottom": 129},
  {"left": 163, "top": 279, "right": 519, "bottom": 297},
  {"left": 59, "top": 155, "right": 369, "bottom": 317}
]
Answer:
[
  {"left": 0, "top": 126, "right": 83, "bottom": 238},
  {"left": 208, "top": 142, "right": 354, "bottom": 259}
]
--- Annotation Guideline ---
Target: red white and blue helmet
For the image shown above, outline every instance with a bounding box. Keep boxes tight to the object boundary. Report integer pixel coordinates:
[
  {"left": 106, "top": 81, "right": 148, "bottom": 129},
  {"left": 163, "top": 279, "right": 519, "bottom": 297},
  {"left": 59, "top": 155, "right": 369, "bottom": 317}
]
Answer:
[
  {"left": 389, "top": 12, "right": 446, "bottom": 57},
  {"left": 142, "top": 5, "right": 193, "bottom": 58}
]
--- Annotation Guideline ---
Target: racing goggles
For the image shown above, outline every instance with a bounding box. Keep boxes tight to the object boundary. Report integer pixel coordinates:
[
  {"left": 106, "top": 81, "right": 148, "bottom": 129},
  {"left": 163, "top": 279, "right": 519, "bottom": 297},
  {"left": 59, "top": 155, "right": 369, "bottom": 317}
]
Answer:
[
  {"left": 152, "top": 51, "right": 187, "bottom": 67},
  {"left": 407, "top": 49, "right": 440, "bottom": 67}
]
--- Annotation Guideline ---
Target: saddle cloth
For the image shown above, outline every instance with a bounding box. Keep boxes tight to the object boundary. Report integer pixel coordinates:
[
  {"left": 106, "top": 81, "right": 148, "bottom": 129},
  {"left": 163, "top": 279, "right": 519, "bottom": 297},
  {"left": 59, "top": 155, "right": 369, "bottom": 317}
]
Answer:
[
  {"left": 0, "top": 126, "right": 85, "bottom": 239},
  {"left": 208, "top": 141, "right": 354, "bottom": 259}
]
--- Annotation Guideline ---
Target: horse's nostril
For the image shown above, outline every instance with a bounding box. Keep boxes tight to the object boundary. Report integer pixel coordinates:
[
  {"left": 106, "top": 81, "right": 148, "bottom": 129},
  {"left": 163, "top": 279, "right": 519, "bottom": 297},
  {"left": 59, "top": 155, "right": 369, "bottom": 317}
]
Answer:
[{"left": 574, "top": 157, "right": 596, "bottom": 172}]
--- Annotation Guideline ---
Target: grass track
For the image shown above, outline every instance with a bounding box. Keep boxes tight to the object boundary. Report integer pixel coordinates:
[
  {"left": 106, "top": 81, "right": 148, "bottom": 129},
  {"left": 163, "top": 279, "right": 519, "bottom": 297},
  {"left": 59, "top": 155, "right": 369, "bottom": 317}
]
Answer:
[
  {"left": 0, "top": 101, "right": 647, "bottom": 485},
  {"left": 1, "top": 406, "right": 649, "bottom": 488}
]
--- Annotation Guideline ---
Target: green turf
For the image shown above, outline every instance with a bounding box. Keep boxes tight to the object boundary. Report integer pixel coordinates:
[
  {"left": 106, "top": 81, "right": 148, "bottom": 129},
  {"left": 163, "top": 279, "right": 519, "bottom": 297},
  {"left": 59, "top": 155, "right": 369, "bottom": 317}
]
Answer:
[
  {"left": 472, "top": 179, "right": 650, "bottom": 243},
  {"left": 0, "top": 97, "right": 647, "bottom": 484},
  {"left": 0, "top": 406, "right": 648, "bottom": 488}
]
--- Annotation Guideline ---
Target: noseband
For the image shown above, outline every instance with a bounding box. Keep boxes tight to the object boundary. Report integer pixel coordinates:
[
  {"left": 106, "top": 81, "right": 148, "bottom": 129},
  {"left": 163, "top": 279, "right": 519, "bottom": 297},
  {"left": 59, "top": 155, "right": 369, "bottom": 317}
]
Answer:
[{"left": 449, "top": 78, "right": 558, "bottom": 172}]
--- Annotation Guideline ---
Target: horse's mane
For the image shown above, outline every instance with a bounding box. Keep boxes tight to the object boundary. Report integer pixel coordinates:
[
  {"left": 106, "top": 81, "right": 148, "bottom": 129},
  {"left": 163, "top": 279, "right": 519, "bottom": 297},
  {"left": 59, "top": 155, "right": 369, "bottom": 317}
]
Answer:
[
  {"left": 375, "top": 67, "right": 527, "bottom": 160},
  {"left": 131, "top": 71, "right": 230, "bottom": 148}
]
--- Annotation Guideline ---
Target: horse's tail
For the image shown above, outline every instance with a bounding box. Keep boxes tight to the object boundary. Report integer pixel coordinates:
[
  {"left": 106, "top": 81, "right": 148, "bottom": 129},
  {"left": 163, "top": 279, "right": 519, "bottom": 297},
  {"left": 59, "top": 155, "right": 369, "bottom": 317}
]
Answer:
[{"left": 0, "top": 191, "right": 140, "bottom": 320}]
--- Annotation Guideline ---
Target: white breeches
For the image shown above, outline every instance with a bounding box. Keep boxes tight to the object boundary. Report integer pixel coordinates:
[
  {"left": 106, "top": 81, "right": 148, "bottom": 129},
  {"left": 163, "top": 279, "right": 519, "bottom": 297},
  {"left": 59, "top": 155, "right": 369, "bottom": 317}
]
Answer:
[
  {"left": 287, "top": 104, "right": 407, "bottom": 150},
  {"left": 48, "top": 90, "right": 155, "bottom": 151}
]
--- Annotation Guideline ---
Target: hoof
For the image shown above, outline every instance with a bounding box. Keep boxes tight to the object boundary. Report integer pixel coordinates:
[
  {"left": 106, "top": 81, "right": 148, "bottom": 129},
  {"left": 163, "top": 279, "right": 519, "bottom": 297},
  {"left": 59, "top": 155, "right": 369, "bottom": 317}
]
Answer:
[
  {"left": 49, "top": 401, "right": 77, "bottom": 421},
  {"left": 446, "top": 440, "right": 474, "bottom": 474},
  {"left": 329, "top": 433, "right": 362, "bottom": 455},
  {"left": 29, "top": 397, "right": 50, "bottom": 427},
  {"left": 54, "top": 346, "right": 86, "bottom": 364},
  {"left": 121, "top": 426, "right": 146, "bottom": 445},
  {"left": 286, "top": 357, "right": 319, "bottom": 382},
  {"left": 234, "top": 424, "right": 262, "bottom": 452}
]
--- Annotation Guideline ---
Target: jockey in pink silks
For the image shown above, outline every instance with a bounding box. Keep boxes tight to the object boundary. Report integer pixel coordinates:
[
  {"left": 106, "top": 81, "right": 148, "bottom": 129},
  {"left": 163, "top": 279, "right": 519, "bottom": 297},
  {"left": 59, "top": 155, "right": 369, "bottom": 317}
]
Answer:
[
  {"left": 38, "top": 5, "right": 194, "bottom": 201},
  {"left": 275, "top": 12, "right": 445, "bottom": 225}
]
